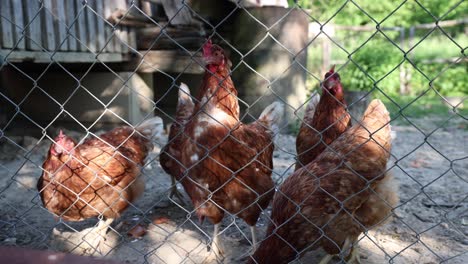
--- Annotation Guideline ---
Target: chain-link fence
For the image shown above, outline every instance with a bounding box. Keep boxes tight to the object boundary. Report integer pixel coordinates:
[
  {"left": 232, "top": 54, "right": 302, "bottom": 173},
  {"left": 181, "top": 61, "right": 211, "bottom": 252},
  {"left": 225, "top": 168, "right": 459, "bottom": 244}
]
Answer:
[{"left": 0, "top": 0, "right": 466, "bottom": 263}]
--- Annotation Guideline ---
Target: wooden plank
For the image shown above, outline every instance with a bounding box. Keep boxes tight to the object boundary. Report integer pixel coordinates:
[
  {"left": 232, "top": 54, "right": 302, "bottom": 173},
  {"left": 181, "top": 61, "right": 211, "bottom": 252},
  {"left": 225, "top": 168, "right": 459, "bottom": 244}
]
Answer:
[
  {"left": 133, "top": 50, "right": 204, "bottom": 74},
  {"left": 85, "top": 2, "right": 97, "bottom": 52},
  {"left": 0, "top": 0, "right": 14, "bottom": 48},
  {"left": 116, "top": 0, "right": 127, "bottom": 53},
  {"left": 161, "top": 0, "right": 199, "bottom": 26},
  {"left": 333, "top": 24, "right": 401, "bottom": 32},
  {"left": 128, "top": 27, "right": 136, "bottom": 52},
  {"left": 76, "top": 0, "right": 88, "bottom": 51},
  {"left": 137, "top": 26, "right": 205, "bottom": 50},
  {"left": 12, "top": 0, "right": 25, "bottom": 49},
  {"left": 102, "top": 0, "right": 115, "bottom": 52},
  {"left": 414, "top": 18, "right": 468, "bottom": 29},
  {"left": 114, "top": 1, "right": 127, "bottom": 14},
  {"left": 42, "top": 0, "right": 56, "bottom": 51},
  {"left": 53, "top": 0, "right": 68, "bottom": 51},
  {"left": 0, "top": 49, "right": 123, "bottom": 63},
  {"left": 114, "top": 27, "right": 123, "bottom": 53},
  {"left": 94, "top": 1, "right": 105, "bottom": 52},
  {"left": 23, "top": 0, "right": 42, "bottom": 50},
  {"left": 65, "top": 0, "right": 78, "bottom": 51},
  {"left": 120, "top": 27, "right": 129, "bottom": 53},
  {"left": 141, "top": 0, "right": 152, "bottom": 17}
]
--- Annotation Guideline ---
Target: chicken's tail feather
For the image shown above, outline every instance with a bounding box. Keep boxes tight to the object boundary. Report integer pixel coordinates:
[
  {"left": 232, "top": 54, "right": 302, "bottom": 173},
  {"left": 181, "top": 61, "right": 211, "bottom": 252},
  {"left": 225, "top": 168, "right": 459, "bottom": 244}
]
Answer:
[
  {"left": 304, "top": 92, "right": 320, "bottom": 115},
  {"left": 257, "top": 101, "right": 284, "bottom": 135},
  {"left": 175, "top": 83, "right": 195, "bottom": 123},
  {"left": 359, "top": 99, "right": 392, "bottom": 149},
  {"left": 178, "top": 82, "right": 194, "bottom": 107},
  {"left": 136, "top": 116, "right": 164, "bottom": 142}
]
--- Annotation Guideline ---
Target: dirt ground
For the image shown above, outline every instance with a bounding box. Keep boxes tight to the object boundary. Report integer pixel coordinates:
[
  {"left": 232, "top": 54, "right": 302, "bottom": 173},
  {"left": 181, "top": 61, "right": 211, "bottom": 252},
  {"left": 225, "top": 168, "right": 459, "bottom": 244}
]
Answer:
[{"left": 0, "top": 115, "right": 466, "bottom": 264}]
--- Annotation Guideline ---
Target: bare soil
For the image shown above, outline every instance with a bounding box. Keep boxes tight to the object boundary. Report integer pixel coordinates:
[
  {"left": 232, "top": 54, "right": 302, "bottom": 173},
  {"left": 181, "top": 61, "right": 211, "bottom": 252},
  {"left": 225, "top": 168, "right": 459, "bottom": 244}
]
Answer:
[{"left": 0, "top": 117, "right": 466, "bottom": 263}]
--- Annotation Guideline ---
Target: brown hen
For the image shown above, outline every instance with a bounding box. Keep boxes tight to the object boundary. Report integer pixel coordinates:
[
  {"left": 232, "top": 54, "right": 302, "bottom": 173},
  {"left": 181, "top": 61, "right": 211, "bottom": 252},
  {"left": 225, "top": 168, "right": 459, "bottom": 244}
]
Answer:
[
  {"left": 37, "top": 116, "right": 163, "bottom": 253},
  {"left": 295, "top": 66, "right": 351, "bottom": 170},
  {"left": 250, "top": 99, "right": 398, "bottom": 264},
  {"left": 175, "top": 39, "right": 284, "bottom": 259}
]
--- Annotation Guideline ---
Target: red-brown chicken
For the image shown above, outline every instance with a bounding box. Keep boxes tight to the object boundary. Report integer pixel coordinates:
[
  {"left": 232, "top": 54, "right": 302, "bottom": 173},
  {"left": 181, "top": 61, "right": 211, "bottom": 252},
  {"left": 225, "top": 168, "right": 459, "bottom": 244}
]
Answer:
[
  {"left": 160, "top": 82, "right": 194, "bottom": 203},
  {"left": 249, "top": 99, "right": 399, "bottom": 264},
  {"left": 295, "top": 66, "right": 351, "bottom": 170},
  {"left": 175, "top": 40, "right": 284, "bottom": 259},
  {"left": 37, "top": 116, "right": 163, "bottom": 253}
]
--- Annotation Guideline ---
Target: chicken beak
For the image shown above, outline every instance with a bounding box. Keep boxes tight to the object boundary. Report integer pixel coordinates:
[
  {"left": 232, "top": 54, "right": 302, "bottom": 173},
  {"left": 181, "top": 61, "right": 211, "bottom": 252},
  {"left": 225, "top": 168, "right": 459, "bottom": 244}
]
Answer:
[
  {"left": 202, "top": 56, "right": 218, "bottom": 66},
  {"left": 323, "top": 79, "right": 335, "bottom": 90}
]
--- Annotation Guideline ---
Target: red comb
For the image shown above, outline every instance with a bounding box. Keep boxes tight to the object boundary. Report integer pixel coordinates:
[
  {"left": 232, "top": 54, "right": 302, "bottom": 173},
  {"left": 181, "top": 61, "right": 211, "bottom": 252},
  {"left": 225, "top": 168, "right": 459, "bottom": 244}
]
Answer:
[{"left": 203, "top": 39, "right": 213, "bottom": 56}]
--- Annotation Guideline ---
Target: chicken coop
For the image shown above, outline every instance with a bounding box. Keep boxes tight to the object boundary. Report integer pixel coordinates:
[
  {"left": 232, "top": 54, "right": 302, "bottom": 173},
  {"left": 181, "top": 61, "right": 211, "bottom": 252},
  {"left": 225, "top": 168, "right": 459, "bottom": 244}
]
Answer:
[{"left": 0, "top": 0, "right": 466, "bottom": 263}]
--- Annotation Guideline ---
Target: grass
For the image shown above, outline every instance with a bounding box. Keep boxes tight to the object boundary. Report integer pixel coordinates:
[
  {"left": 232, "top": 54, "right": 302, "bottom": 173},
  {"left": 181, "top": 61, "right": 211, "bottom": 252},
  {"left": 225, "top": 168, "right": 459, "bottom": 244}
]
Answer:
[
  {"left": 323, "top": 32, "right": 467, "bottom": 63},
  {"left": 288, "top": 95, "right": 467, "bottom": 134},
  {"left": 377, "top": 95, "right": 467, "bottom": 120},
  {"left": 410, "top": 34, "right": 466, "bottom": 62}
]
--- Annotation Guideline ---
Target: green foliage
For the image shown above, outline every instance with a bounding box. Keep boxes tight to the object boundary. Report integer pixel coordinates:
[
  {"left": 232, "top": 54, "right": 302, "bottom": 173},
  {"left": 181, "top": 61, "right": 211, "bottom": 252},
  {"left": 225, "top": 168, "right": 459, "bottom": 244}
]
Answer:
[
  {"left": 411, "top": 63, "right": 468, "bottom": 97},
  {"left": 297, "top": 0, "right": 467, "bottom": 98},
  {"left": 340, "top": 55, "right": 467, "bottom": 97},
  {"left": 339, "top": 39, "right": 403, "bottom": 95},
  {"left": 291, "top": 0, "right": 467, "bottom": 28}
]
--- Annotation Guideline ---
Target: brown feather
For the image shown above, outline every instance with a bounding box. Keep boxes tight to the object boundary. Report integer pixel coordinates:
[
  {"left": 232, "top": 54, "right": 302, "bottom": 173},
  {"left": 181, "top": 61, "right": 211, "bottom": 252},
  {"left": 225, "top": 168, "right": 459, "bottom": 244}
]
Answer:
[
  {"left": 295, "top": 73, "right": 351, "bottom": 170},
  {"left": 172, "top": 44, "right": 278, "bottom": 228},
  {"left": 250, "top": 99, "right": 396, "bottom": 264},
  {"left": 38, "top": 126, "right": 151, "bottom": 221},
  {"left": 160, "top": 84, "right": 195, "bottom": 182}
]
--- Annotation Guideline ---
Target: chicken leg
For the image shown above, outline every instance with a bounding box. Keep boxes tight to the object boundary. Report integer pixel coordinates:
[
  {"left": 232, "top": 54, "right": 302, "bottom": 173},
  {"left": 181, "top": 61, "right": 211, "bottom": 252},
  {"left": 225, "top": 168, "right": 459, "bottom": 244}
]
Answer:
[
  {"left": 169, "top": 176, "right": 186, "bottom": 205},
  {"left": 204, "top": 223, "right": 224, "bottom": 262},
  {"left": 82, "top": 218, "right": 114, "bottom": 255},
  {"left": 318, "top": 254, "right": 333, "bottom": 264},
  {"left": 250, "top": 225, "right": 258, "bottom": 252},
  {"left": 211, "top": 223, "right": 224, "bottom": 256}
]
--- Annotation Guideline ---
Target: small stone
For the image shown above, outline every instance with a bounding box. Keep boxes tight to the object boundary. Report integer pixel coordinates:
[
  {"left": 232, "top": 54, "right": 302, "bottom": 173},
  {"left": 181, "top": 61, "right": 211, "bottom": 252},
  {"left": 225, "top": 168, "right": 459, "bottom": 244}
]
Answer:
[
  {"left": 462, "top": 217, "right": 468, "bottom": 226},
  {"left": 127, "top": 224, "right": 147, "bottom": 239},
  {"left": 3, "top": 237, "right": 16, "bottom": 245}
]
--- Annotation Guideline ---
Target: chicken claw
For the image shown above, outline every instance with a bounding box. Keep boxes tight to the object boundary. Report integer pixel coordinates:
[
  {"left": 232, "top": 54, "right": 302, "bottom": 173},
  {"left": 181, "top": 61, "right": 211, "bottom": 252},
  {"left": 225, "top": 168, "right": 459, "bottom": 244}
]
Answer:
[
  {"left": 346, "top": 244, "right": 362, "bottom": 264},
  {"left": 203, "top": 223, "right": 224, "bottom": 263},
  {"left": 318, "top": 254, "right": 333, "bottom": 264}
]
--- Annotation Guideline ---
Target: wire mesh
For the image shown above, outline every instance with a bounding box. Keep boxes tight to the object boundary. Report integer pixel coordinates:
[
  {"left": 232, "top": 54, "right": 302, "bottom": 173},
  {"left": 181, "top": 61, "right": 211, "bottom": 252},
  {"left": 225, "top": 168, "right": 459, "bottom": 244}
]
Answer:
[{"left": 0, "top": 0, "right": 466, "bottom": 263}]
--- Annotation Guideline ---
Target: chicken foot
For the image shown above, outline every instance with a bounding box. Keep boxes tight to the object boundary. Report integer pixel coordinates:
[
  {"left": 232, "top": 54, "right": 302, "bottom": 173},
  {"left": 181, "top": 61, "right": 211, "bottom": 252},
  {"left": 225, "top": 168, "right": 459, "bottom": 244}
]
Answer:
[
  {"left": 233, "top": 226, "right": 259, "bottom": 262},
  {"left": 346, "top": 243, "right": 362, "bottom": 264},
  {"left": 318, "top": 237, "right": 356, "bottom": 264},
  {"left": 82, "top": 218, "right": 114, "bottom": 255}
]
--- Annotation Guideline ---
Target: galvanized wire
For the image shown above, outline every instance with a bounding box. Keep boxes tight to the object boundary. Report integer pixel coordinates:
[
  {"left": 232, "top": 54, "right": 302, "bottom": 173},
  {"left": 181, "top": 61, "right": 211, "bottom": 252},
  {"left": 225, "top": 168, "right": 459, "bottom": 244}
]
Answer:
[{"left": 0, "top": 0, "right": 466, "bottom": 263}]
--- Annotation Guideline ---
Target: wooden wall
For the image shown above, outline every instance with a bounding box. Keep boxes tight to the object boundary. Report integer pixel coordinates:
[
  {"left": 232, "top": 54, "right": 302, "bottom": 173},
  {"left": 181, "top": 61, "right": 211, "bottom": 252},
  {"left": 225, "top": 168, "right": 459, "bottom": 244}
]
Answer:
[{"left": 0, "top": 0, "right": 136, "bottom": 62}]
